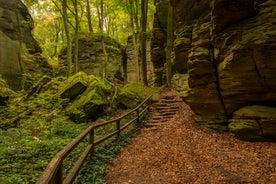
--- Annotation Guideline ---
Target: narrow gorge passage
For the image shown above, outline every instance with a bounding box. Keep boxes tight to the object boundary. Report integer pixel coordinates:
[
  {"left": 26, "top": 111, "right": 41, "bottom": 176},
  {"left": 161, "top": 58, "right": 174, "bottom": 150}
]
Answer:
[{"left": 105, "top": 91, "right": 276, "bottom": 184}]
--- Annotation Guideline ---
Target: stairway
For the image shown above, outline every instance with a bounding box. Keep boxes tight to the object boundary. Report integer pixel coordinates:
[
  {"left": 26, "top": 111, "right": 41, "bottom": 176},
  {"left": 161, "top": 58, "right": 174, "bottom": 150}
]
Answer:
[{"left": 144, "top": 92, "right": 182, "bottom": 129}]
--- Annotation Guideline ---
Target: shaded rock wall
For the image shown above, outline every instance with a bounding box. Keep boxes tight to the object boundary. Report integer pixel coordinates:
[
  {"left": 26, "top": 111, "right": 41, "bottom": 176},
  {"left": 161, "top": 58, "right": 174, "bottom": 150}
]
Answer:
[
  {"left": 152, "top": 0, "right": 276, "bottom": 140},
  {"left": 59, "top": 34, "right": 127, "bottom": 83},
  {"left": 0, "top": 0, "right": 51, "bottom": 90}
]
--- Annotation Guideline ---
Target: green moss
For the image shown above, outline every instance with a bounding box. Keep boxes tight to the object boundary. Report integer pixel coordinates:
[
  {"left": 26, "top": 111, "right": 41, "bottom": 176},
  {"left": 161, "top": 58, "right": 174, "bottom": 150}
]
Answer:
[
  {"left": 66, "top": 75, "right": 110, "bottom": 122},
  {"left": 233, "top": 105, "right": 276, "bottom": 119},
  {"left": 118, "top": 83, "right": 160, "bottom": 109},
  {"left": 228, "top": 119, "right": 264, "bottom": 141},
  {"left": 58, "top": 72, "right": 88, "bottom": 100}
]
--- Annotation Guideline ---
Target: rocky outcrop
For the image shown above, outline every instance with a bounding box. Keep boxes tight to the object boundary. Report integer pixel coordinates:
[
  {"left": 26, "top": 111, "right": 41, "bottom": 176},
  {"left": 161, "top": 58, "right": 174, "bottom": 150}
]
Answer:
[
  {"left": 151, "top": 0, "right": 169, "bottom": 86},
  {"left": 152, "top": 0, "right": 276, "bottom": 140},
  {"left": 58, "top": 34, "right": 124, "bottom": 83},
  {"left": 0, "top": 0, "right": 51, "bottom": 90}
]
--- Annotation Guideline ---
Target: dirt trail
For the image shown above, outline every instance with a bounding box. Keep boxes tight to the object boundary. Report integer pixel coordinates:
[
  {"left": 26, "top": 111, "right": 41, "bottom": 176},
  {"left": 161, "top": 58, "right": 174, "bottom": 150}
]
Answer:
[{"left": 105, "top": 91, "right": 276, "bottom": 184}]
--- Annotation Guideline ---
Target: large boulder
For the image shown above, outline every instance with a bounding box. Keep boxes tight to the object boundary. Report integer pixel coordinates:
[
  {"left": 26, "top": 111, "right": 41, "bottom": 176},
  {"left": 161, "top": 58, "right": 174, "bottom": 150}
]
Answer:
[
  {"left": 64, "top": 73, "right": 110, "bottom": 122},
  {"left": 59, "top": 72, "right": 88, "bottom": 101},
  {"left": 0, "top": 0, "right": 51, "bottom": 90}
]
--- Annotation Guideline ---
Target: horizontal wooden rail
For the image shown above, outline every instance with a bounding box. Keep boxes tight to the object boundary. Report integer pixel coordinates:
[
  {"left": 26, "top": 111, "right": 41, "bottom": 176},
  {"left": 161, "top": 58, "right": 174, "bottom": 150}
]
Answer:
[{"left": 36, "top": 95, "right": 152, "bottom": 184}]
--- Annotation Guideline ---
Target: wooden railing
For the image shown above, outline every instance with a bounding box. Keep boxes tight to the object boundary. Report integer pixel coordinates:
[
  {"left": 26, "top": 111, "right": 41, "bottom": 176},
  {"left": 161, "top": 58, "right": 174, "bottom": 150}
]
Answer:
[{"left": 36, "top": 95, "right": 152, "bottom": 184}]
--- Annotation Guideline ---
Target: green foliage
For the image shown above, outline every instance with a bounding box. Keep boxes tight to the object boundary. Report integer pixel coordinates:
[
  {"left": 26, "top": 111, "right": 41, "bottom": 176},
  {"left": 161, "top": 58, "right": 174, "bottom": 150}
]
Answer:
[
  {"left": 73, "top": 128, "right": 140, "bottom": 184},
  {"left": 0, "top": 71, "right": 152, "bottom": 183},
  {"left": 0, "top": 116, "right": 88, "bottom": 184}
]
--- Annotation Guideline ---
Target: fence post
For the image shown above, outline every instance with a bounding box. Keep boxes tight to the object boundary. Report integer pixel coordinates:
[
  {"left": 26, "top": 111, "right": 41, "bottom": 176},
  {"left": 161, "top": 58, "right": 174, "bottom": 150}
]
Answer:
[
  {"left": 116, "top": 119, "right": 121, "bottom": 137},
  {"left": 136, "top": 108, "right": 140, "bottom": 124},
  {"left": 89, "top": 128, "right": 95, "bottom": 153}
]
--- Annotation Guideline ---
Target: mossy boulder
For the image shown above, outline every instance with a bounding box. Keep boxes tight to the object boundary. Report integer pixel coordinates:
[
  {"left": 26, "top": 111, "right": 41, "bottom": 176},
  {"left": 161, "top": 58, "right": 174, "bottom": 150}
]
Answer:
[
  {"left": 229, "top": 105, "right": 276, "bottom": 141},
  {"left": 59, "top": 72, "right": 88, "bottom": 101},
  {"left": 118, "top": 83, "right": 160, "bottom": 109},
  {"left": 65, "top": 74, "right": 110, "bottom": 122},
  {"left": 228, "top": 119, "right": 263, "bottom": 141}
]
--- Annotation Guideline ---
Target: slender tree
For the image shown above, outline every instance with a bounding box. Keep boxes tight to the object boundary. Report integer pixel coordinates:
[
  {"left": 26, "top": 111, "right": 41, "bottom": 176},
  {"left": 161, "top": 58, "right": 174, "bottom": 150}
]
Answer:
[
  {"left": 127, "top": 0, "right": 140, "bottom": 82},
  {"left": 52, "top": 21, "right": 61, "bottom": 58},
  {"left": 86, "top": 0, "right": 93, "bottom": 32},
  {"left": 62, "top": 0, "right": 72, "bottom": 76},
  {"left": 72, "top": 0, "right": 79, "bottom": 74},
  {"left": 140, "top": 0, "right": 148, "bottom": 86},
  {"left": 97, "top": 0, "right": 104, "bottom": 31}
]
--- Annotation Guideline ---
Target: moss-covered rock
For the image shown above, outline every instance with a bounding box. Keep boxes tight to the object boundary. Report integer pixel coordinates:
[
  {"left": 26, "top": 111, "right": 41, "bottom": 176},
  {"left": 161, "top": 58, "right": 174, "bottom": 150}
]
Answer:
[
  {"left": 229, "top": 105, "right": 276, "bottom": 141},
  {"left": 228, "top": 119, "right": 263, "bottom": 141},
  {"left": 118, "top": 83, "right": 160, "bottom": 109},
  {"left": 65, "top": 74, "right": 110, "bottom": 122},
  {"left": 59, "top": 72, "right": 88, "bottom": 100}
]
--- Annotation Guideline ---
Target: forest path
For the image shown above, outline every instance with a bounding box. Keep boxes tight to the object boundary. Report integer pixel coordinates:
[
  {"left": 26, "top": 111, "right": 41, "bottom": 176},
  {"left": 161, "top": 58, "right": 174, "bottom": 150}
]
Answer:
[{"left": 105, "top": 91, "right": 276, "bottom": 184}]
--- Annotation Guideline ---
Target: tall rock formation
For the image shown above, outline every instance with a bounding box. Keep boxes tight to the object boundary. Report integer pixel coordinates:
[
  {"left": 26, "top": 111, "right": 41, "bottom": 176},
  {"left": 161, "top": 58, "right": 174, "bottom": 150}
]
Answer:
[
  {"left": 152, "top": 0, "right": 276, "bottom": 140},
  {"left": 0, "top": 0, "right": 51, "bottom": 90}
]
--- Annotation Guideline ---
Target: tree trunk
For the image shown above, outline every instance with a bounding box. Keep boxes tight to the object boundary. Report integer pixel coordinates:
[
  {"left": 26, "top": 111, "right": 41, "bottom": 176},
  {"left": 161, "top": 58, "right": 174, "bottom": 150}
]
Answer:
[
  {"left": 127, "top": 0, "right": 140, "bottom": 82},
  {"left": 86, "top": 0, "right": 93, "bottom": 32},
  {"left": 62, "top": 0, "right": 72, "bottom": 77},
  {"left": 73, "top": 0, "right": 79, "bottom": 74},
  {"left": 121, "top": 46, "right": 128, "bottom": 84},
  {"left": 166, "top": 3, "right": 173, "bottom": 86},
  {"left": 140, "top": 0, "right": 148, "bottom": 86},
  {"left": 97, "top": 0, "right": 104, "bottom": 31},
  {"left": 52, "top": 21, "right": 61, "bottom": 58}
]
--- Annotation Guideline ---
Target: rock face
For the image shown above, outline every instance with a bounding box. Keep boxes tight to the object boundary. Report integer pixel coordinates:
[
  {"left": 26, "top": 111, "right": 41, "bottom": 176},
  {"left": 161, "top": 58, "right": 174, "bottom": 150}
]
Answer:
[
  {"left": 58, "top": 34, "right": 124, "bottom": 82},
  {"left": 152, "top": 0, "right": 276, "bottom": 140},
  {"left": 0, "top": 0, "right": 51, "bottom": 90},
  {"left": 151, "top": 0, "right": 169, "bottom": 86}
]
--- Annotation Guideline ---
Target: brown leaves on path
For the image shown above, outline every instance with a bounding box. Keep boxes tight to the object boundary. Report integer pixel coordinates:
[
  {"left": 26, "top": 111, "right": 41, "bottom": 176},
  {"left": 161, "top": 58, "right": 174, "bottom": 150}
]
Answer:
[{"left": 105, "top": 91, "right": 276, "bottom": 184}]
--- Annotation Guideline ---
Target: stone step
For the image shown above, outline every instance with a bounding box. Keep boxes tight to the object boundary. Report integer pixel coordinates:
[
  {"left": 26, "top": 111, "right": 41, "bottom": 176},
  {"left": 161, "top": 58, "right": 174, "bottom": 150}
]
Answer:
[
  {"left": 154, "top": 103, "right": 168, "bottom": 107},
  {"left": 160, "top": 99, "right": 182, "bottom": 103},
  {"left": 147, "top": 118, "right": 169, "bottom": 123},
  {"left": 155, "top": 105, "right": 179, "bottom": 110},
  {"left": 162, "top": 95, "right": 178, "bottom": 99},
  {"left": 150, "top": 118, "right": 169, "bottom": 122},
  {"left": 143, "top": 127, "right": 160, "bottom": 132},
  {"left": 144, "top": 122, "right": 170, "bottom": 127},
  {"left": 151, "top": 115, "right": 174, "bottom": 120},
  {"left": 156, "top": 111, "right": 177, "bottom": 116},
  {"left": 156, "top": 108, "right": 178, "bottom": 112}
]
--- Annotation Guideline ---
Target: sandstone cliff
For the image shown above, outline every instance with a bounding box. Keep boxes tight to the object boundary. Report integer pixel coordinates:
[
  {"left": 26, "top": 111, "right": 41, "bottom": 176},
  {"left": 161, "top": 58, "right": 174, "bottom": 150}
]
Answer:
[
  {"left": 0, "top": 0, "right": 51, "bottom": 90},
  {"left": 152, "top": 0, "right": 276, "bottom": 140}
]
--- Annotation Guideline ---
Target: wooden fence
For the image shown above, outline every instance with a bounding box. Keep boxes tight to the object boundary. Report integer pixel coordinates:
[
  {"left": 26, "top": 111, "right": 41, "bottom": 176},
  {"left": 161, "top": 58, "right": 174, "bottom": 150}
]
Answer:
[{"left": 36, "top": 95, "right": 152, "bottom": 184}]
